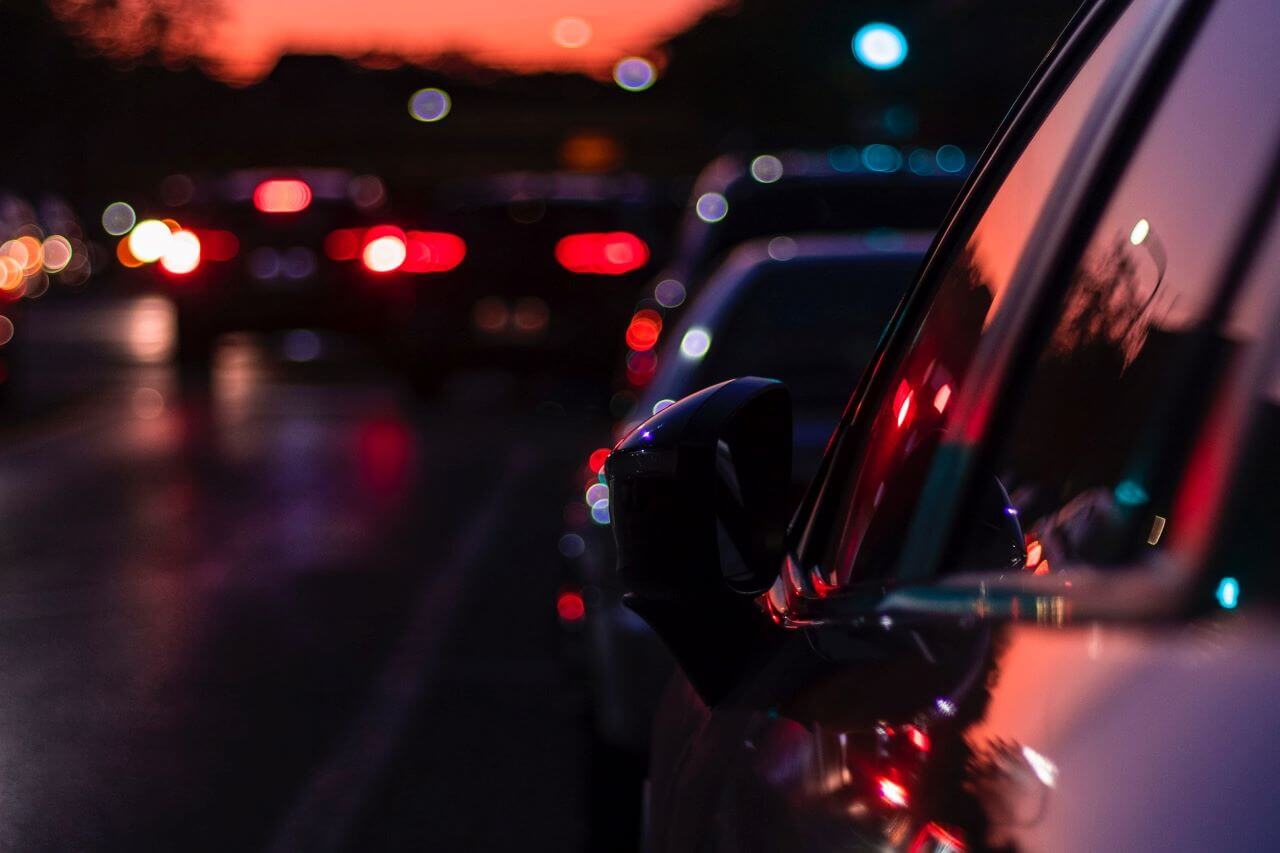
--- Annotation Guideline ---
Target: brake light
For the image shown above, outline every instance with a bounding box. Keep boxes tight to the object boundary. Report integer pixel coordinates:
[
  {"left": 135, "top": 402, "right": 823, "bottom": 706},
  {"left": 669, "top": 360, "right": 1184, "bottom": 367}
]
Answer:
[
  {"left": 196, "top": 229, "right": 239, "bottom": 261},
  {"left": 254, "top": 179, "right": 312, "bottom": 214},
  {"left": 363, "top": 235, "right": 407, "bottom": 273},
  {"left": 402, "top": 231, "right": 466, "bottom": 273},
  {"left": 160, "top": 230, "right": 201, "bottom": 275},
  {"left": 325, "top": 228, "right": 363, "bottom": 261},
  {"left": 555, "top": 231, "right": 649, "bottom": 275}
]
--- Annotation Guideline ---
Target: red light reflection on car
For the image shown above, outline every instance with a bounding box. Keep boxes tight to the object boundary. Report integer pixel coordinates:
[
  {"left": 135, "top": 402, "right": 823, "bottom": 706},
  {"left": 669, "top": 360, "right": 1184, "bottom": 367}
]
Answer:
[
  {"left": 588, "top": 448, "right": 610, "bottom": 475},
  {"left": 909, "top": 822, "right": 967, "bottom": 852},
  {"left": 877, "top": 776, "right": 908, "bottom": 808},
  {"left": 894, "top": 380, "right": 914, "bottom": 428}
]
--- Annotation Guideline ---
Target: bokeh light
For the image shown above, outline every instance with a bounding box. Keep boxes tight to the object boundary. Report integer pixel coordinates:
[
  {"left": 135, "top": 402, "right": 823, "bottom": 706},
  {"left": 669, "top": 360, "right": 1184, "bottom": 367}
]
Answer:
[
  {"left": 409, "top": 88, "right": 451, "bottom": 122},
  {"left": 0, "top": 316, "right": 14, "bottom": 347},
  {"left": 767, "top": 236, "right": 797, "bottom": 261},
  {"left": 613, "top": 57, "right": 656, "bottom": 92},
  {"left": 862, "top": 144, "right": 903, "bottom": 173},
  {"left": 349, "top": 175, "right": 386, "bottom": 209},
  {"left": 750, "top": 155, "right": 784, "bottom": 183},
  {"left": 160, "top": 230, "right": 201, "bottom": 274},
  {"left": 828, "top": 145, "right": 861, "bottom": 173},
  {"left": 41, "top": 235, "right": 73, "bottom": 273},
  {"left": 363, "top": 235, "right": 407, "bottom": 272},
  {"left": 585, "top": 482, "right": 609, "bottom": 506},
  {"left": 160, "top": 174, "right": 195, "bottom": 207},
  {"left": 853, "top": 22, "right": 908, "bottom": 70},
  {"left": 935, "top": 144, "right": 967, "bottom": 173},
  {"left": 625, "top": 309, "right": 663, "bottom": 351},
  {"left": 1129, "top": 218, "right": 1151, "bottom": 246},
  {"left": 102, "top": 202, "right": 136, "bottom": 236},
  {"left": 680, "top": 327, "right": 712, "bottom": 360},
  {"left": 128, "top": 219, "right": 173, "bottom": 263},
  {"left": 0, "top": 257, "right": 24, "bottom": 293},
  {"left": 654, "top": 278, "right": 686, "bottom": 308},
  {"left": 695, "top": 192, "right": 728, "bottom": 223},
  {"left": 552, "top": 17, "right": 592, "bottom": 49},
  {"left": 116, "top": 237, "right": 144, "bottom": 269}
]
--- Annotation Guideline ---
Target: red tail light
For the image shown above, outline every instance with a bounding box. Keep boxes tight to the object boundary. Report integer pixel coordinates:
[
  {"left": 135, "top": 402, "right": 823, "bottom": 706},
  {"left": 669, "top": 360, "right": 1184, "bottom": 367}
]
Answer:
[
  {"left": 362, "top": 226, "right": 408, "bottom": 273},
  {"left": 159, "top": 230, "right": 201, "bottom": 275},
  {"left": 330, "top": 227, "right": 466, "bottom": 274},
  {"left": 402, "top": 231, "right": 466, "bottom": 273},
  {"left": 195, "top": 229, "right": 239, "bottom": 262},
  {"left": 254, "top": 179, "right": 312, "bottom": 214},
  {"left": 555, "top": 231, "right": 649, "bottom": 275},
  {"left": 325, "top": 228, "right": 363, "bottom": 261}
]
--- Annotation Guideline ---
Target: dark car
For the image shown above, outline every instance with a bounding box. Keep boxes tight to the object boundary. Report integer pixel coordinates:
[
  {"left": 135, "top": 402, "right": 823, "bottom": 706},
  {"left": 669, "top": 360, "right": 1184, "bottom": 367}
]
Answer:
[
  {"left": 609, "top": 153, "right": 965, "bottom": 403},
  {"left": 400, "top": 172, "right": 678, "bottom": 394},
  {"left": 606, "top": 0, "right": 1280, "bottom": 849},
  {"left": 130, "top": 168, "right": 417, "bottom": 375},
  {"left": 561, "top": 233, "right": 927, "bottom": 844}
]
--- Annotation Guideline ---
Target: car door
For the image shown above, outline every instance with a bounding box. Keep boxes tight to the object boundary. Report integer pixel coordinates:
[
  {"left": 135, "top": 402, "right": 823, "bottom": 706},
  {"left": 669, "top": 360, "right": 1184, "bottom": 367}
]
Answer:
[{"left": 646, "top": 0, "right": 1280, "bottom": 850}]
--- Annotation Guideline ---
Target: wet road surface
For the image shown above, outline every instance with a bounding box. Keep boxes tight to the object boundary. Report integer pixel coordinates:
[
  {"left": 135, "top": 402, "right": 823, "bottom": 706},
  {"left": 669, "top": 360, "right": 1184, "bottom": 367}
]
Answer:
[{"left": 0, "top": 293, "right": 597, "bottom": 851}]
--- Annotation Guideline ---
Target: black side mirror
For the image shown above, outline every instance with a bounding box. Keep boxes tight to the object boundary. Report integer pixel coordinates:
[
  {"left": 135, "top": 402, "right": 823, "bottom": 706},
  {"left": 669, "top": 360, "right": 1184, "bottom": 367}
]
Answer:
[{"left": 605, "top": 377, "right": 791, "bottom": 703}]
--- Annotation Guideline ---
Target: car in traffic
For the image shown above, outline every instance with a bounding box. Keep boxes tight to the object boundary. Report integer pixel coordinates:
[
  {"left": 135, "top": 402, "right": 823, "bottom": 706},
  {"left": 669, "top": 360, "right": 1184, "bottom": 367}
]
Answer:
[
  {"left": 122, "top": 168, "right": 420, "bottom": 377},
  {"left": 605, "top": 0, "right": 1280, "bottom": 848},
  {"left": 610, "top": 152, "right": 965, "bottom": 406},
  {"left": 560, "top": 232, "right": 928, "bottom": 844},
  {"left": 399, "top": 172, "right": 679, "bottom": 396}
]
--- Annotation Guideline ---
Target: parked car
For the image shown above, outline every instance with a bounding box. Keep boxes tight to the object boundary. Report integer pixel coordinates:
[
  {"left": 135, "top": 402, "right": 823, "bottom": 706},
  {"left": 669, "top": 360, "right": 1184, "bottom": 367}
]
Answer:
[
  {"left": 606, "top": 0, "right": 1280, "bottom": 849},
  {"left": 563, "top": 232, "right": 927, "bottom": 847},
  {"left": 610, "top": 153, "right": 965, "bottom": 403}
]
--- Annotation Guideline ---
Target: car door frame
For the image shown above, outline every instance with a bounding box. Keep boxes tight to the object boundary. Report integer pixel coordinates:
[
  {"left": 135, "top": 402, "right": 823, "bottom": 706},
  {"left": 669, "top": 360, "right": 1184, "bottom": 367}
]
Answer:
[{"left": 776, "top": 0, "right": 1205, "bottom": 627}]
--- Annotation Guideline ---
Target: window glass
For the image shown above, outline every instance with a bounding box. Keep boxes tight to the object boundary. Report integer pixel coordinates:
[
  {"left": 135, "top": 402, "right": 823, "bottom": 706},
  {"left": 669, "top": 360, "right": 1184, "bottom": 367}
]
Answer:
[
  {"left": 812, "top": 0, "right": 1163, "bottom": 589},
  {"left": 690, "top": 254, "right": 918, "bottom": 412},
  {"left": 946, "top": 0, "right": 1280, "bottom": 575}
]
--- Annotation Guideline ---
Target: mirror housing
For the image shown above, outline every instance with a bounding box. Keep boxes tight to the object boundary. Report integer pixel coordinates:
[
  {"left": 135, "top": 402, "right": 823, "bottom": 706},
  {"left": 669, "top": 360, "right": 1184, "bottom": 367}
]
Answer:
[{"left": 605, "top": 377, "right": 792, "bottom": 703}]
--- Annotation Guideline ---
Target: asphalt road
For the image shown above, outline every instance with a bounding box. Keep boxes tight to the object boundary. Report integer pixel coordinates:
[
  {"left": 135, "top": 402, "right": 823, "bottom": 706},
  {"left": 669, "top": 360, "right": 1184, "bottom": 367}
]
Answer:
[{"left": 0, "top": 292, "right": 600, "bottom": 852}]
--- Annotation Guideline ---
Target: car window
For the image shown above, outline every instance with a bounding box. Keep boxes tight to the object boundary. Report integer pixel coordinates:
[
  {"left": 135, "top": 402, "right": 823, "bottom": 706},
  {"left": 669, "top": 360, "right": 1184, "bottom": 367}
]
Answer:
[
  {"left": 809, "top": 0, "right": 1164, "bottom": 590},
  {"left": 690, "top": 254, "right": 919, "bottom": 414},
  {"left": 943, "top": 0, "right": 1280, "bottom": 576}
]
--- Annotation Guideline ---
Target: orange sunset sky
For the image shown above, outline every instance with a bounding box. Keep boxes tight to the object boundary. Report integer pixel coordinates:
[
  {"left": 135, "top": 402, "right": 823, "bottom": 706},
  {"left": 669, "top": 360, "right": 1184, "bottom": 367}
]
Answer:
[{"left": 205, "top": 0, "right": 733, "bottom": 81}]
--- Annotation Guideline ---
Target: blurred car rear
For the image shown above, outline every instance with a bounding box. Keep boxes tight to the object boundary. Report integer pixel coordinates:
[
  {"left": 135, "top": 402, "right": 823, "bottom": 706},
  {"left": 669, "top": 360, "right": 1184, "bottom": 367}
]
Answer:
[
  {"left": 399, "top": 172, "right": 678, "bottom": 395},
  {"left": 134, "top": 168, "right": 415, "bottom": 375},
  {"left": 613, "top": 151, "right": 965, "bottom": 408}
]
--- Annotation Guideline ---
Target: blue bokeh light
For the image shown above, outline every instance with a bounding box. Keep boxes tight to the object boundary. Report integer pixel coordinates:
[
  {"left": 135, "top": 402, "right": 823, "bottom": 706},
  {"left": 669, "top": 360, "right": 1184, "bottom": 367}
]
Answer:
[{"left": 853, "top": 23, "right": 908, "bottom": 71}]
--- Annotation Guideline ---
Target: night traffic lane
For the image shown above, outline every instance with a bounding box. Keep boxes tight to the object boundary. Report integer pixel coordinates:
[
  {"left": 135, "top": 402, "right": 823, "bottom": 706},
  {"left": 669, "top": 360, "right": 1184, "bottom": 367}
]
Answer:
[{"left": 0, "top": 295, "right": 595, "bottom": 852}]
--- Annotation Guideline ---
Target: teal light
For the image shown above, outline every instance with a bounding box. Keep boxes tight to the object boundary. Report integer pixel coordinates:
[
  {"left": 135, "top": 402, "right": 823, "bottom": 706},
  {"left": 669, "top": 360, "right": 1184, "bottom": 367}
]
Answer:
[
  {"left": 1216, "top": 577, "right": 1240, "bottom": 609},
  {"left": 1114, "top": 479, "right": 1149, "bottom": 506},
  {"left": 853, "top": 23, "right": 908, "bottom": 71}
]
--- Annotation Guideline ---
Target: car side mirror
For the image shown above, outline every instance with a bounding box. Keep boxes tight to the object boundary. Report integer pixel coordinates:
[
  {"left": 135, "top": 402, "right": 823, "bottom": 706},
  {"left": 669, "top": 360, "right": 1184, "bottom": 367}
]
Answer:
[{"left": 605, "top": 377, "right": 791, "bottom": 703}]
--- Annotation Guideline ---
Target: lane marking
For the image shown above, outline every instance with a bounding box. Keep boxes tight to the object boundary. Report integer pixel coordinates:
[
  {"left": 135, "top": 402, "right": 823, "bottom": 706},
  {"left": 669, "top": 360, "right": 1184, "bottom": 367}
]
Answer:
[{"left": 265, "top": 446, "right": 534, "bottom": 853}]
